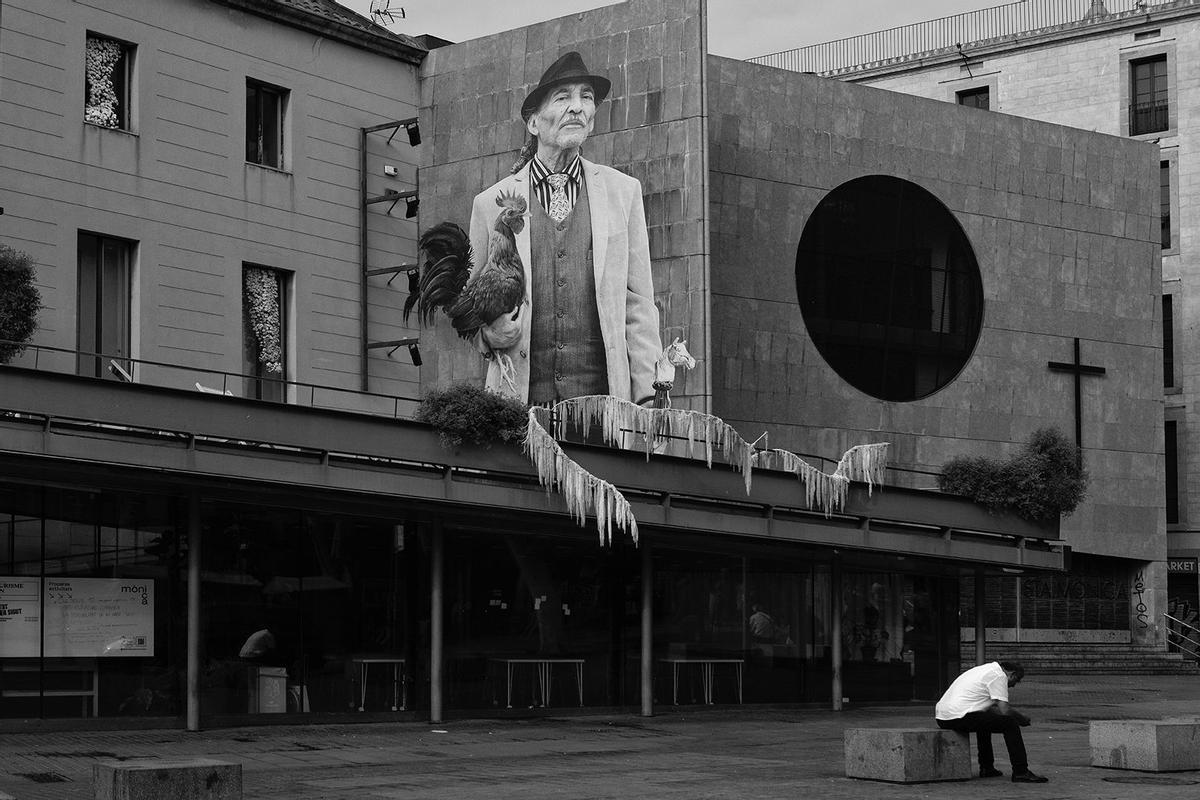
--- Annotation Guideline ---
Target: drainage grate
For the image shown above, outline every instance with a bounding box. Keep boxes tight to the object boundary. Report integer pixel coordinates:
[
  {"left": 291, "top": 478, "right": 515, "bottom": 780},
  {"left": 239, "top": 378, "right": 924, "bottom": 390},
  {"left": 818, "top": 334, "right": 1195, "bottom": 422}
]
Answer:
[
  {"left": 1102, "top": 775, "right": 1200, "bottom": 785},
  {"left": 17, "top": 772, "right": 70, "bottom": 783}
]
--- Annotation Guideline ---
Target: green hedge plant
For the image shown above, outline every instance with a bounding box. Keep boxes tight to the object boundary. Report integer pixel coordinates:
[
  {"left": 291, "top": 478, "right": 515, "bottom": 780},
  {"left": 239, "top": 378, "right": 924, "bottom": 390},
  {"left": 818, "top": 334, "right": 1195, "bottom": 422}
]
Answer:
[
  {"left": 0, "top": 244, "right": 41, "bottom": 363},
  {"left": 937, "top": 427, "right": 1088, "bottom": 521},
  {"left": 416, "top": 382, "right": 528, "bottom": 449}
]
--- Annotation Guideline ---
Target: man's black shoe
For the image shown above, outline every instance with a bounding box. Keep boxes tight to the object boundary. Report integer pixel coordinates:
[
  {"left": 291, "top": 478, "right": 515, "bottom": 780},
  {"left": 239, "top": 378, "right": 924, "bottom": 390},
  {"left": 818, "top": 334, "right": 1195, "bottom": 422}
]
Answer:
[
  {"left": 1011, "top": 770, "right": 1048, "bottom": 783},
  {"left": 979, "top": 767, "right": 1003, "bottom": 778}
]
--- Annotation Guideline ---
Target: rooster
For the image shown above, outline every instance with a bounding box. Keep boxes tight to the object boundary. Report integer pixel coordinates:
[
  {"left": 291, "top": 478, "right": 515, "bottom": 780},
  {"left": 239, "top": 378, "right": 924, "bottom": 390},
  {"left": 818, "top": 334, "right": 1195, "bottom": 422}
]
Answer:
[
  {"left": 402, "top": 192, "right": 528, "bottom": 390},
  {"left": 404, "top": 191, "right": 528, "bottom": 338}
]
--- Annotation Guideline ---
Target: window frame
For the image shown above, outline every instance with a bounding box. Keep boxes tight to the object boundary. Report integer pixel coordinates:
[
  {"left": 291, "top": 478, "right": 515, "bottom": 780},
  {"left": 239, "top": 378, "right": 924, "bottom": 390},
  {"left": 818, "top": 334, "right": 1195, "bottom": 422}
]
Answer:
[
  {"left": 1163, "top": 294, "right": 1176, "bottom": 390},
  {"left": 84, "top": 32, "right": 136, "bottom": 132},
  {"left": 76, "top": 231, "right": 135, "bottom": 380},
  {"left": 1165, "top": 419, "right": 1180, "bottom": 525},
  {"left": 1159, "top": 150, "right": 1179, "bottom": 256},
  {"left": 245, "top": 78, "right": 289, "bottom": 171},
  {"left": 1120, "top": 41, "right": 1176, "bottom": 139},
  {"left": 955, "top": 86, "right": 990, "bottom": 110},
  {"left": 242, "top": 264, "right": 290, "bottom": 402},
  {"left": 944, "top": 73, "right": 998, "bottom": 112}
]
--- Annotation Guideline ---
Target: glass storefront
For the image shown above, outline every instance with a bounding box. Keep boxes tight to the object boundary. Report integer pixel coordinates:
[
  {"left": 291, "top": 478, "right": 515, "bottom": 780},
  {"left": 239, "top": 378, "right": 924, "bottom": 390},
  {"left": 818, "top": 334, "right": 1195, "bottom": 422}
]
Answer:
[
  {"left": 841, "top": 572, "right": 958, "bottom": 702},
  {"left": 0, "top": 479, "right": 963, "bottom": 723},
  {"left": 199, "top": 501, "right": 419, "bottom": 718},
  {"left": 442, "top": 527, "right": 639, "bottom": 711},
  {"left": 0, "top": 484, "right": 185, "bottom": 719}
]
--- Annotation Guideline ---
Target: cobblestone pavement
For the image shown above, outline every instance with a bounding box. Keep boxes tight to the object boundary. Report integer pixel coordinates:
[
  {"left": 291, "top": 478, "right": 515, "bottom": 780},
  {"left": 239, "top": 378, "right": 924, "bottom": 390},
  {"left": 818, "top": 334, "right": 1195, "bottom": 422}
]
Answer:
[{"left": 1, "top": 674, "right": 1198, "bottom": 799}]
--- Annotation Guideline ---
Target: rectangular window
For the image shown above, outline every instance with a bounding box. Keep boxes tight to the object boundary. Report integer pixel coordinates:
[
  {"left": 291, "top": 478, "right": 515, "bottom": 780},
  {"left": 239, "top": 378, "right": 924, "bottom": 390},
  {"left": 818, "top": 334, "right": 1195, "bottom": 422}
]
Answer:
[
  {"left": 242, "top": 265, "right": 288, "bottom": 401},
  {"left": 246, "top": 79, "right": 287, "bottom": 169},
  {"left": 1161, "top": 160, "right": 1172, "bottom": 250},
  {"left": 1163, "top": 294, "right": 1175, "bottom": 388},
  {"left": 1130, "top": 55, "right": 1168, "bottom": 135},
  {"left": 1166, "top": 420, "right": 1179, "bottom": 524},
  {"left": 956, "top": 86, "right": 989, "bottom": 110},
  {"left": 77, "top": 233, "right": 133, "bottom": 380},
  {"left": 84, "top": 33, "right": 134, "bottom": 130}
]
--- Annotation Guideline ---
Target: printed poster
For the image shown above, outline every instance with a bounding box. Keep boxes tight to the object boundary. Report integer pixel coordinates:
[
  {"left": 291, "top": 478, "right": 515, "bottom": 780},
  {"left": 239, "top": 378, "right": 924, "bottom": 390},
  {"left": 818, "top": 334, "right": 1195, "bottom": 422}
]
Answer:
[
  {"left": 0, "top": 577, "right": 154, "bottom": 658},
  {"left": 0, "top": 577, "right": 41, "bottom": 657}
]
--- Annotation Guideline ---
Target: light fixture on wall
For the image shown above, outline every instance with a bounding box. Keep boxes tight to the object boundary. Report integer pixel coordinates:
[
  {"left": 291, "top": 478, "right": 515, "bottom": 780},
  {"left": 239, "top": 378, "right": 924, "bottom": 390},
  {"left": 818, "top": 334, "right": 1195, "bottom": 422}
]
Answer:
[
  {"left": 408, "top": 342, "right": 422, "bottom": 367},
  {"left": 404, "top": 120, "right": 421, "bottom": 147}
]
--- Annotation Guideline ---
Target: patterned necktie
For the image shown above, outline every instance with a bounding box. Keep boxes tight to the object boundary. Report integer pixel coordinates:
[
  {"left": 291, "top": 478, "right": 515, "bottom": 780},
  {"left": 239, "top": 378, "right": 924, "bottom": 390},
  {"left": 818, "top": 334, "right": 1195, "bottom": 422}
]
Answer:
[{"left": 546, "top": 173, "right": 571, "bottom": 222}]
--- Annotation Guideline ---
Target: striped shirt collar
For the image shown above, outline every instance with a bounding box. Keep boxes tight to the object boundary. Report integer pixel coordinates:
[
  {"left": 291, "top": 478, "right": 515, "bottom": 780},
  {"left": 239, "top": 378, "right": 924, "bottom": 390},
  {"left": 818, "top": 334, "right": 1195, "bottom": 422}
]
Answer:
[{"left": 529, "top": 155, "right": 582, "bottom": 189}]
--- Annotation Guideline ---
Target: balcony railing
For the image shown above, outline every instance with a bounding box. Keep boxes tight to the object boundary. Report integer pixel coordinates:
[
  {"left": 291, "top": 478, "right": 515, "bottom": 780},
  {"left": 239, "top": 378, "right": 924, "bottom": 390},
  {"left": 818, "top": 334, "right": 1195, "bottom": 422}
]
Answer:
[
  {"left": 4, "top": 340, "right": 946, "bottom": 484},
  {"left": 749, "top": 0, "right": 1187, "bottom": 76},
  {"left": 1130, "top": 99, "right": 1170, "bottom": 135},
  {"left": 2, "top": 340, "right": 423, "bottom": 420}
]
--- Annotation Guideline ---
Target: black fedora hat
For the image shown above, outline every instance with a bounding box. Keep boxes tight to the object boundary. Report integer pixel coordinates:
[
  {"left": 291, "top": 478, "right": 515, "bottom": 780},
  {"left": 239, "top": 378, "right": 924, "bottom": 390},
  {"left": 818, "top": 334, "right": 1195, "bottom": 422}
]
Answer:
[{"left": 520, "top": 51, "right": 611, "bottom": 120}]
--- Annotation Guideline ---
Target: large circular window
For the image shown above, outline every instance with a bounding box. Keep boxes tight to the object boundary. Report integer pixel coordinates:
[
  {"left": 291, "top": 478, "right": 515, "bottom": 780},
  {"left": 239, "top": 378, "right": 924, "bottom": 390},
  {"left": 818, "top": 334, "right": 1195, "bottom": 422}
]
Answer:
[{"left": 796, "top": 176, "right": 984, "bottom": 402}]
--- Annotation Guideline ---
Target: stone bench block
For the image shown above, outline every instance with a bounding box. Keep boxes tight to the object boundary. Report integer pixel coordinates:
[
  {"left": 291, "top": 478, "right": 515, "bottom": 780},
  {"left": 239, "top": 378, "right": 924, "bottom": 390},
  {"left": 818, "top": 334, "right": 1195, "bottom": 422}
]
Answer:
[
  {"left": 844, "top": 727, "right": 971, "bottom": 783},
  {"left": 94, "top": 758, "right": 242, "bottom": 800},
  {"left": 1090, "top": 719, "right": 1200, "bottom": 772}
]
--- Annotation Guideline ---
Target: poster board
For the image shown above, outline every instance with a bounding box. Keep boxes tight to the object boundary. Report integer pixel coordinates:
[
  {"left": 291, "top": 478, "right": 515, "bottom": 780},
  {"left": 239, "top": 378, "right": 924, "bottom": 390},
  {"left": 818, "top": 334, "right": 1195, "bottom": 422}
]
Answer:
[
  {"left": 0, "top": 578, "right": 42, "bottom": 657},
  {"left": 0, "top": 577, "right": 154, "bottom": 658}
]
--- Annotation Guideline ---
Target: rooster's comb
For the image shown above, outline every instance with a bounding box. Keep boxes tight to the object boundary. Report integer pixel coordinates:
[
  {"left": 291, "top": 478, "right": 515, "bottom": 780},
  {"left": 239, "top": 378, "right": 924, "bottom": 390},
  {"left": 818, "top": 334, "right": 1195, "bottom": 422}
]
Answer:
[{"left": 495, "top": 191, "right": 528, "bottom": 212}]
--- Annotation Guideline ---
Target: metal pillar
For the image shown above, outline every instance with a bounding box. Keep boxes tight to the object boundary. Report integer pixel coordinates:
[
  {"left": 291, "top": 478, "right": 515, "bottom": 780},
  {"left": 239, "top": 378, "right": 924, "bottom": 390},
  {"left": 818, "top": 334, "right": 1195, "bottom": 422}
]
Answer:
[
  {"left": 430, "top": 525, "right": 444, "bottom": 723},
  {"left": 830, "top": 556, "right": 843, "bottom": 711},
  {"left": 975, "top": 571, "right": 986, "bottom": 665},
  {"left": 640, "top": 538, "right": 653, "bottom": 717},
  {"left": 186, "top": 494, "right": 201, "bottom": 731}
]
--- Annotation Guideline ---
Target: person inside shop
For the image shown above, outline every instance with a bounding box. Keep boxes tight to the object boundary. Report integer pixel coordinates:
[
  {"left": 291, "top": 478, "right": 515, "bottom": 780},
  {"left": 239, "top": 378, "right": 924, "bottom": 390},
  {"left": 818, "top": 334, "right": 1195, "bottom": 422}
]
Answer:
[
  {"left": 748, "top": 603, "right": 778, "bottom": 643},
  {"left": 934, "top": 660, "right": 1049, "bottom": 783}
]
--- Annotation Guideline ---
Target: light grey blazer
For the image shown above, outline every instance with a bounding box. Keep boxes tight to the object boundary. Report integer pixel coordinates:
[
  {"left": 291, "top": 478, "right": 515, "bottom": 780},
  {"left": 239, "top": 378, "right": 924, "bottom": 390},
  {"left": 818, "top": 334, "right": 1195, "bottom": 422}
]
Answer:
[{"left": 467, "top": 158, "right": 662, "bottom": 403}]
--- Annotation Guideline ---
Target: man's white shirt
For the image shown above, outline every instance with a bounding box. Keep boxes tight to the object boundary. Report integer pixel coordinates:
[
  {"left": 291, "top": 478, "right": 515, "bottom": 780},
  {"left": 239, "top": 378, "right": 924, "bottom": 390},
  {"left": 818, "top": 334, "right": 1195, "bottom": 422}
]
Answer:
[{"left": 935, "top": 661, "right": 1010, "bottom": 720}]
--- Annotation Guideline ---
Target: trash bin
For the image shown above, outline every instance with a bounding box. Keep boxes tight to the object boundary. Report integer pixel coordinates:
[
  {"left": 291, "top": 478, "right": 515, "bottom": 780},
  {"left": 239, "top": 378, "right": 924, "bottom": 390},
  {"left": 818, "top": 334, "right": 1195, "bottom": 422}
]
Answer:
[{"left": 248, "top": 666, "right": 287, "bottom": 713}]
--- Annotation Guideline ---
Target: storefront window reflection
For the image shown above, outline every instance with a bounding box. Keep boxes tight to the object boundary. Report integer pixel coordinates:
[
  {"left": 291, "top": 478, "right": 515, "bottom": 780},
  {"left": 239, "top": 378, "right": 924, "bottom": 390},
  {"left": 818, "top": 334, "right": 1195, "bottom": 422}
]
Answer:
[
  {"left": 200, "top": 504, "right": 415, "bottom": 717},
  {"left": 0, "top": 485, "right": 184, "bottom": 720}
]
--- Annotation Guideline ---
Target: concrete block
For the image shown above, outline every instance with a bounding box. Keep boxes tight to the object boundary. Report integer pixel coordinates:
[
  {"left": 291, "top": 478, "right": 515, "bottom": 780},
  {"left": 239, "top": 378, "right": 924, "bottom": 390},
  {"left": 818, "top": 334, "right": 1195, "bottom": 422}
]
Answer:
[
  {"left": 94, "top": 759, "right": 242, "bottom": 800},
  {"left": 1090, "top": 719, "right": 1200, "bottom": 772},
  {"left": 844, "top": 728, "right": 971, "bottom": 783}
]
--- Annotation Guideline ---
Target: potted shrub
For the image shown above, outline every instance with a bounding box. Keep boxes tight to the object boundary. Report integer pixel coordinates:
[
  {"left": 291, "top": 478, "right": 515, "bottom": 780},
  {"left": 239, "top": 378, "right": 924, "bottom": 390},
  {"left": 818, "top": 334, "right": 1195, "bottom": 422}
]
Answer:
[
  {"left": 416, "top": 383, "right": 528, "bottom": 450},
  {"left": 938, "top": 427, "right": 1088, "bottom": 521}
]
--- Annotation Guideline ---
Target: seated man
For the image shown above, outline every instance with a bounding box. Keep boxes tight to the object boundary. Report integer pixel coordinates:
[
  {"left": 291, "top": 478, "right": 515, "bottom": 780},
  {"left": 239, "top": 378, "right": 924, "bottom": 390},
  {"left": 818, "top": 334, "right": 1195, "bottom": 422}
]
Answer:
[{"left": 934, "top": 660, "right": 1048, "bottom": 783}]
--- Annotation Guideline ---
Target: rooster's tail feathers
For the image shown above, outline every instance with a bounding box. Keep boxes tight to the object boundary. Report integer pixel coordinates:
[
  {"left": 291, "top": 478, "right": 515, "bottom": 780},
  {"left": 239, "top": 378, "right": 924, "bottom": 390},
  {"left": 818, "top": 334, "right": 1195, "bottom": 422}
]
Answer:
[{"left": 404, "top": 222, "right": 473, "bottom": 327}]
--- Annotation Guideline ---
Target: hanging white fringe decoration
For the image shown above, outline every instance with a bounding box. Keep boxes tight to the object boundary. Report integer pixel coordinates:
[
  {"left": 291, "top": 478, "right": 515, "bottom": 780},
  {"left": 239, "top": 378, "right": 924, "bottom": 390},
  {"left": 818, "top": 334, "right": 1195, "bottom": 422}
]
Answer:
[
  {"left": 524, "top": 394, "right": 891, "bottom": 542},
  {"left": 752, "top": 442, "right": 890, "bottom": 518},
  {"left": 526, "top": 404, "right": 638, "bottom": 546}
]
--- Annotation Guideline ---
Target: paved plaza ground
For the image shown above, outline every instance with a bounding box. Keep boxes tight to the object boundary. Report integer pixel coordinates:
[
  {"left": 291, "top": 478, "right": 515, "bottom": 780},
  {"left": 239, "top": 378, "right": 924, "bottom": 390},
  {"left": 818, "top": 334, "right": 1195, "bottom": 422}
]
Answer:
[{"left": 1, "top": 673, "right": 1198, "bottom": 799}]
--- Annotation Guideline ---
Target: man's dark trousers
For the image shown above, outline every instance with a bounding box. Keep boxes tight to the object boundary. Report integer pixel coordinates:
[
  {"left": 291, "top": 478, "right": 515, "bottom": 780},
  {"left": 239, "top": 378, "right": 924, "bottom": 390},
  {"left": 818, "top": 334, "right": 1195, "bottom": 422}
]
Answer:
[{"left": 936, "top": 710, "right": 1028, "bottom": 772}]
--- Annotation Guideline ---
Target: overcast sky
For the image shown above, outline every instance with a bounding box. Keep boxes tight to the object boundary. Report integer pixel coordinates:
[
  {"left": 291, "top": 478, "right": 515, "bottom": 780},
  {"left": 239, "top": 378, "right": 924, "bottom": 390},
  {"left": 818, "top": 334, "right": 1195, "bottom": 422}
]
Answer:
[{"left": 340, "top": 0, "right": 992, "bottom": 60}]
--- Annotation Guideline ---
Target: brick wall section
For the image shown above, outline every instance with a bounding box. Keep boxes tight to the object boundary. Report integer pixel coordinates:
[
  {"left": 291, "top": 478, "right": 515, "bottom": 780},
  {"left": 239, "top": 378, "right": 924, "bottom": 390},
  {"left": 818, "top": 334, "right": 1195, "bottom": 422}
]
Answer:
[
  {"left": 417, "top": 0, "right": 711, "bottom": 410},
  {"left": 707, "top": 55, "right": 1162, "bottom": 561}
]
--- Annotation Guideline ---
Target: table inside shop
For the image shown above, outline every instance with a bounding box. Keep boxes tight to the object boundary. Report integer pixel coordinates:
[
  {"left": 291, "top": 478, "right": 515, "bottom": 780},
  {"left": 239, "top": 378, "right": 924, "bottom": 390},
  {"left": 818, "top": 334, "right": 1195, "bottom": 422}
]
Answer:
[
  {"left": 489, "top": 657, "right": 585, "bottom": 708},
  {"left": 659, "top": 657, "right": 744, "bottom": 705},
  {"left": 348, "top": 656, "right": 406, "bottom": 711}
]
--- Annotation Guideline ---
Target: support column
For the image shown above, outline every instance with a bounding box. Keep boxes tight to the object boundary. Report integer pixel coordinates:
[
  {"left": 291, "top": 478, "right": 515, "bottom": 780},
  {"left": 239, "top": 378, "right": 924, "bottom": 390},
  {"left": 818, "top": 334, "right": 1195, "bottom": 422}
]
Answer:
[
  {"left": 831, "top": 556, "right": 843, "bottom": 711},
  {"left": 974, "top": 571, "right": 986, "bottom": 665},
  {"left": 640, "top": 537, "right": 653, "bottom": 717},
  {"left": 186, "top": 494, "right": 201, "bottom": 732},
  {"left": 430, "top": 524, "right": 444, "bottom": 724}
]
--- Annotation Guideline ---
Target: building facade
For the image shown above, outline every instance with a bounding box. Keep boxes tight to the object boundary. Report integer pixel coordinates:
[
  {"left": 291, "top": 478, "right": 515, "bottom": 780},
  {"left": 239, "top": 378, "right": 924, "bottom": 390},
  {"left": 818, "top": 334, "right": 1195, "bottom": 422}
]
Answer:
[
  {"left": 0, "top": 0, "right": 1172, "bottom": 730},
  {"left": 753, "top": 0, "right": 1191, "bottom": 653}
]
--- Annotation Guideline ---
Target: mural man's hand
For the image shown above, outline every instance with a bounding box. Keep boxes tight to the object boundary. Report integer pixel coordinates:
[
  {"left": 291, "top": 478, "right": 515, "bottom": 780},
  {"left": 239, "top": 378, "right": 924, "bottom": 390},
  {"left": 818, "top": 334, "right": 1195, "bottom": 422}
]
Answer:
[{"left": 481, "top": 306, "right": 522, "bottom": 350}]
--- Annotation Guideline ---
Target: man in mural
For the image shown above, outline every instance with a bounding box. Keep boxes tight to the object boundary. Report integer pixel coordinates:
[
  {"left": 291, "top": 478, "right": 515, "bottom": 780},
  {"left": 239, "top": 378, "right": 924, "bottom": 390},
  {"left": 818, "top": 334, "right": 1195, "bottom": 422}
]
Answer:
[
  {"left": 468, "top": 51, "right": 663, "bottom": 405},
  {"left": 935, "top": 661, "right": 1049, "bottom": 783}
]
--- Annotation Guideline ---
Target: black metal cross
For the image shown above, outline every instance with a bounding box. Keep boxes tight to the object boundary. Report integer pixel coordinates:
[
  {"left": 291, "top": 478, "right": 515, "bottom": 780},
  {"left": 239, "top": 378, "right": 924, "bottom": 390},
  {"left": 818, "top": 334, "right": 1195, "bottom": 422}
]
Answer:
[{"left": 1047, "top": 337, "right": 1106, "bottom": 460}]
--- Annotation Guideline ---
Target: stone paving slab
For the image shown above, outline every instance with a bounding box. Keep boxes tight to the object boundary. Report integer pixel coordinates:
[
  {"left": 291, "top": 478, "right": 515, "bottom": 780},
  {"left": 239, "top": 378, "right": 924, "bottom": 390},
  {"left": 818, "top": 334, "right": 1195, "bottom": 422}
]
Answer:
[{"left": 1, "top": 675, "right": 1200, "bottom": 800}]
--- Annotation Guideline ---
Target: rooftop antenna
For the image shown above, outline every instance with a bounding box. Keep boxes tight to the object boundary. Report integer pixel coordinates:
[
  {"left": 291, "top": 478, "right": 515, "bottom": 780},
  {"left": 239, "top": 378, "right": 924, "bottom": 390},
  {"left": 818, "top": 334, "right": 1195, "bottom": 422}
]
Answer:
[{"left": 370, "top": 0, "right": 405, "bottom": 26}]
